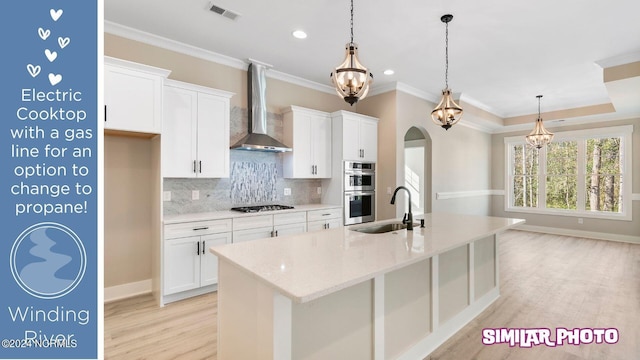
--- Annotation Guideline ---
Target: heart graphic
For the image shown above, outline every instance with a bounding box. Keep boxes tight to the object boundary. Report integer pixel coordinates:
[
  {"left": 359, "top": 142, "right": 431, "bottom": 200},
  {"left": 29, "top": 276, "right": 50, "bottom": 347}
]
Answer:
[
  {"left": 50, "top": 9, "right": 63, "bottom": 21},
  {"left": 27, "top": 64, "right": 41, "bottom": 78},
  {"left": 48, "top": 73, "right": 62, "bottom": 86},
  {"left": 45, "top": 49, "right": 57, "bottom": 62},
  {"left": 38, "top": 27, "right": 50, "bottom": 40},
  {"left": 58, "top": 37, "right": 70, "bottom": 49}
]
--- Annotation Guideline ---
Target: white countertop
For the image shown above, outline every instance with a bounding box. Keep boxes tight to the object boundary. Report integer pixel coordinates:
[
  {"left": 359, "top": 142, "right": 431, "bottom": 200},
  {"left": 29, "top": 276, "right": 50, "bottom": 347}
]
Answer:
[
  {"left": 210, "top": 213, "right": 525, "bottom": 303},
  {"left": 163, "top": 204, "right": 342, "bottom": 224}
]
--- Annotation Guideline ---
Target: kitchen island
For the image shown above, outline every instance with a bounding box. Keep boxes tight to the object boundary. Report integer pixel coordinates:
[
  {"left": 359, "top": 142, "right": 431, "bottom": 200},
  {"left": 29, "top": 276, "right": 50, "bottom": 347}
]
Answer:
[{"left": 210, "top": 213, "right": 524, "bottom": 360}]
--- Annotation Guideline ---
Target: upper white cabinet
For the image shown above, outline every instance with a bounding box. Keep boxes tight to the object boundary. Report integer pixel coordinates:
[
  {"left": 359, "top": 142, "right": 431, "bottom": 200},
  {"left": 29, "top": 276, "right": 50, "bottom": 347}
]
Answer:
[
  {"left": 162, "top": 80, "right": 234, "bottom": 178},
  {"left": 282, "top": 106, "right": 332, "bottom": 178},
  {"left": 332, "top": 111, "right": 378, "bottom": 162},
  {"left": 104, "top": 57, "right": 170, "bottom": 134}
]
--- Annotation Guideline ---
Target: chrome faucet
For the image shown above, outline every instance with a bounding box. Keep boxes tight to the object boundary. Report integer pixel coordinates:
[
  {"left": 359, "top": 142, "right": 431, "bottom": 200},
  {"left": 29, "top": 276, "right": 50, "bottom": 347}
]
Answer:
[{"left": 390, "top": 186, "right": 413, "bottom": 231}]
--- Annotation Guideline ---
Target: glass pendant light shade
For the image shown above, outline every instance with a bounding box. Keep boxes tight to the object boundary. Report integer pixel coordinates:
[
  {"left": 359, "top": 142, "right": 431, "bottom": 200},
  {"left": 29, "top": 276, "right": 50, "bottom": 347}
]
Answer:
[
  {"left": 432, "top": 14, "right": 463, "bottom": 130},
  {"left": 525, "top": 95, "right": 554, "bottom": 149},
  {"left": 330, "top": 0, "right": 372, "bottom": 105},
  {"left": 431, "top": 88, "right": 463, "bottom": 130},
  {"left": 331, "top": 42, "right": 373, "bottom": 105}
]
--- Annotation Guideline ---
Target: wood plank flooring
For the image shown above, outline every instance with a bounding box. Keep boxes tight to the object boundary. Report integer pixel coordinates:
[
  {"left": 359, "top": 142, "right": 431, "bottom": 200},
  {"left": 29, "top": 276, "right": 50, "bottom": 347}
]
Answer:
[{"left": 104, "top": 230, "right": 640, "bottom": 359}]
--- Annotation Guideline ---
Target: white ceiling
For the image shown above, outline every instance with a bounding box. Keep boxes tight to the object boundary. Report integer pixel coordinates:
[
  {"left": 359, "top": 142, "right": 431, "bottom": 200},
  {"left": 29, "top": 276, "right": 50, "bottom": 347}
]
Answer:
[{"left": 104, "top": 0, "right": 640, "bottom": 121}]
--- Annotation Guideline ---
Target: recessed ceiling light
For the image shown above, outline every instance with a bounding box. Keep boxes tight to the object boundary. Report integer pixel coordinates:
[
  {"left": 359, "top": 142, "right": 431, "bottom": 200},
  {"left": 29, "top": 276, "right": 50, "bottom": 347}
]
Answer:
[
  {"left": 292, "top": 30, "right": 307, "bottom": 39},
  {"left": 383, "top": 69, "right": 394, "bottom": 75}
]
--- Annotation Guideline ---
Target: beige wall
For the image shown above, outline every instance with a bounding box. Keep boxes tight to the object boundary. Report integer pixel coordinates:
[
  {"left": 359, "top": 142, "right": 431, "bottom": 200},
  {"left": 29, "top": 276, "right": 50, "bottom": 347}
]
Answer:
[
  {"left": 104, "top": 135, "right": 154, "bottom": 287},
  {"left": 490, "top": 118, "right": 640, "bottom": 237},
  {"left": 359, "top": 90, "right": 493, "bottom": 220}
]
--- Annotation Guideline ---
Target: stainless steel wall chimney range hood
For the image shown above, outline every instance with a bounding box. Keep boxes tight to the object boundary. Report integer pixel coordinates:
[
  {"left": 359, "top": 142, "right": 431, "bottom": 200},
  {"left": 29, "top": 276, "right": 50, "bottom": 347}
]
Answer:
[{"left": 230, "top": 61, "right": 292, "bottom": 152}]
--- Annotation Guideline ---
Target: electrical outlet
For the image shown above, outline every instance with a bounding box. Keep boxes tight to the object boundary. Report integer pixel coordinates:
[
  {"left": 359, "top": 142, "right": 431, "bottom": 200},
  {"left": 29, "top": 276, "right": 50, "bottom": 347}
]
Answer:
[
  {"left": 163, "top": 191, "right": 171, "bottom": 201},
  {"left": 578, "top": 218, "right": 583, "bottom": 224},
  {"left": 192, "top": 190, "right": 200, "bottom": 200},
  {"left": 317, "top": 187, "right": 322, "bottom": 195},
  {"left": 284, "top": 188, "right": 291, "bottom": 196}
]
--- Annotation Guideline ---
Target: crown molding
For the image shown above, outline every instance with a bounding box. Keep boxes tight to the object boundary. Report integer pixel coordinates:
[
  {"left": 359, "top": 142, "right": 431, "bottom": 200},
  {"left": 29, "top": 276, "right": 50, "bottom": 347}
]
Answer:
[
  {"left": 459, "top": 93, "right": 505, "bottom": 118},
  {"left": 492, "top": 111, "right": 640, "bottom": 134},
  {"left": 105, "top": 21, "right": 335, "bottom": 95},
  {"left": 596, "top": 51, "right": 640, "bottom": 69},
  {"left": 368, "top": 81, "right": 440, "bottom": 103},
  {"left": 105, "top": 21, "right": 246, "bottom": 70}
]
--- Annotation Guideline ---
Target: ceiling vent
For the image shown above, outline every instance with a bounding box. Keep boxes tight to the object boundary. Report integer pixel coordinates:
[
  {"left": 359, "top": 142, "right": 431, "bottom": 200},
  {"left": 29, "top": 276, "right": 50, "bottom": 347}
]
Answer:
[{"left": 209, "top": 3, "right": 240, "bottom": 21}]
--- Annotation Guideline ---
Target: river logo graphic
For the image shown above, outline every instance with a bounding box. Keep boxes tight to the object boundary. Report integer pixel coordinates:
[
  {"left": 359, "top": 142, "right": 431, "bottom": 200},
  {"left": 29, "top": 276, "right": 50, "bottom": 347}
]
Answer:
[{"left": 10, "top": 222, "right": 87, "bottom": 299}]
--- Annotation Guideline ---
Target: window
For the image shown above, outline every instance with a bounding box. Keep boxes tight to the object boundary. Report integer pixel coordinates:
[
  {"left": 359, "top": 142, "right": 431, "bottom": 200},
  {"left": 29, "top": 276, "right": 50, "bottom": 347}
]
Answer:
[{"left": 505, "top": 125, "right": 633, "bottom": 220}]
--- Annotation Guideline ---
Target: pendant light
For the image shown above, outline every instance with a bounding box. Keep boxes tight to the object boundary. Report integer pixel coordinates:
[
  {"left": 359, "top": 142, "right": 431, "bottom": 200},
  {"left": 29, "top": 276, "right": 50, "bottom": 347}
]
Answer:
[
  {"left": 525, "top": 95, "right": 554, "bottom": 149},
  {"left": 330, "top": 0, "right": 373, "bottom": 106},
  {"left": 431, "top": 14, "right": 463, "bottom": 130}
]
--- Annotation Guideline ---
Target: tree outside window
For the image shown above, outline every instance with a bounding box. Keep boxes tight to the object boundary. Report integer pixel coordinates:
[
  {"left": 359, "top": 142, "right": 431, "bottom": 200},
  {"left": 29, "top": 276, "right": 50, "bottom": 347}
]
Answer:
[{"left": 504, "top": 125, "right": 631, "bottom": 220}]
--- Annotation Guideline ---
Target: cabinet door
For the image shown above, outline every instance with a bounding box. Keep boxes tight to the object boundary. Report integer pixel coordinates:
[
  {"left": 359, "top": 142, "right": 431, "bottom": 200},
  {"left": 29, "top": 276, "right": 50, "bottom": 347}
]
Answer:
[
  {"left": 342, "top": 115, "right": 362, "bottom": 161},
  {"left": 197, "top": 92, "right": 230, "bottom": 178},
  {"left": 233, "top": 226, "right": 274, "bottom": 243},
  {"left": 104, "top": 64, "right": 163, "bottom": 134},
  {"left": 274, "top": 222, "right": 307, "bottom": 237},
  {"left": 326, "top": 218, "right": 343, "bottom": 229},
  {"left": 312, "top": 114, "right": 332, "bottom": 178},
  {"left": 359, "top": 118, "right": 378, "bottom": 162},
  {"left": 163, "top": 237, "right": 200, "bottom": 295},
  {"left": 307, "top": 220, "right": 328, "bottom": 232},
  {"left": 200, "top": 233, "right": 232, "bottom": 287},
  {"left": 289, "top": 112, "right": 314, "bottom": 178},
  {"left": 163, "top": 86, "right": 198, "bottom": 178}
]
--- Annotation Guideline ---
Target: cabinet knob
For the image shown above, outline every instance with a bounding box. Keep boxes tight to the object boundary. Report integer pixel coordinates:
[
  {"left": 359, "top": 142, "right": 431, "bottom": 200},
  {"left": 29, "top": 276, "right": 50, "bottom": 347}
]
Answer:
[
  {"left": 199, "top": 160, "right": 202, "bottom": 173},
  {"left": 196, "top": 241, "right": 200, "bottom": 255},
  {"left": 193, "top": 160, "right": 197, "bottom": 173}
]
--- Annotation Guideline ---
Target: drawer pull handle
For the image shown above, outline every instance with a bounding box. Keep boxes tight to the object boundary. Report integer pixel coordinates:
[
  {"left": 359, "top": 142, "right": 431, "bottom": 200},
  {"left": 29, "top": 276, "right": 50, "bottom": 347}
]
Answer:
[
  {"left": 193, "top": 227, "right": 209, "bottom": 231},
  {"left": 321, "top": 213, "right": 331, "bottom": 216}
]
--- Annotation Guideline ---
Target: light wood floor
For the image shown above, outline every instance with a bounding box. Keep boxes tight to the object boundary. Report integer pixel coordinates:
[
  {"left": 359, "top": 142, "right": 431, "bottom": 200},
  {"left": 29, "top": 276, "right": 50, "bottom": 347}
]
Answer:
[{"left": 104, "top": 230, "right": 640, "bottom": 359}]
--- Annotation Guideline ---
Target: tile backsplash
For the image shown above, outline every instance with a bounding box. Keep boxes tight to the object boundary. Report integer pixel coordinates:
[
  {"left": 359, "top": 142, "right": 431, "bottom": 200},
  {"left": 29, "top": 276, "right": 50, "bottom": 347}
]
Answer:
[{"left": 163, "top": 107, "right": 322, "bottom": 215}]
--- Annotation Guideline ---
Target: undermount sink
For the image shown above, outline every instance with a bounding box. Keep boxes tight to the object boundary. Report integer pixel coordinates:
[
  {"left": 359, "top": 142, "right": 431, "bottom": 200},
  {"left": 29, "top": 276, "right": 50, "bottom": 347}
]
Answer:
[{"left": 352, "top": 222, "right": 416, "bottom": 234}]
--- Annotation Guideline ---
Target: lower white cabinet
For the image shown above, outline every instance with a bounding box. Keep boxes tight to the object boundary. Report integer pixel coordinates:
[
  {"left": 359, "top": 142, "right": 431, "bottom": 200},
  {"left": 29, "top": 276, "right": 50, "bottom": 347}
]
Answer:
[
  {"left": 163, "top": 219, "right": 232, "bottom": 296},
  {"left": 232, "top": 211, "right": 307, "bottom": 243},
  {"left": 307, "top": 207, "right": 343, "bottom": 231}
]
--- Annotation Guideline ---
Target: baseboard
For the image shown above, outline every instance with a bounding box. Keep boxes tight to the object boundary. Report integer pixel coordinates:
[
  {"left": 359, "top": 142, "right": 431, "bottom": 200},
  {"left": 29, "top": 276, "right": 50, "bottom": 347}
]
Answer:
[
  {"left": 515, "top": 224, "right": 640, "bottom": 244},
  {"left": 104, "top": 279, "right": 152, "bottom": 303}
]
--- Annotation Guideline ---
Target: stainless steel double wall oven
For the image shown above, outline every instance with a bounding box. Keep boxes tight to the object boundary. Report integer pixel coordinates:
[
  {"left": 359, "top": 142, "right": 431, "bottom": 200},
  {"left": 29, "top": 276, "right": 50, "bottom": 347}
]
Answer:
[{"left": 344, "top": 161, "right": 375, "bottom": 225}]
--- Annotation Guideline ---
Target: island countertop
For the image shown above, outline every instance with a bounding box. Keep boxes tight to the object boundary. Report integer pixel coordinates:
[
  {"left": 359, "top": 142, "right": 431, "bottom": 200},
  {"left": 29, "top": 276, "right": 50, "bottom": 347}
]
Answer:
[{"left": 210, "top": 213, "right": 524, "bottom": 303}]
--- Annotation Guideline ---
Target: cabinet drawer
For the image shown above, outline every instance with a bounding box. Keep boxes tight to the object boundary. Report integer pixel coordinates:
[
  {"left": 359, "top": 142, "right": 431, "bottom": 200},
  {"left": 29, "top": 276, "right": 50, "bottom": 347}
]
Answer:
[
  {"left": 233, "top": 215, "right": 273, "bottom": 231},
  {"left": 307, "top": 207, "right": 342, "bottom": 222},
  {"left": 233, "top": 227, "right": 274, "bottom": 243},
  {"left": 164, "top": 219, "right": 232, "bottom": 239},
  {"left": 273, "top": 211, "right": 307, "bottom": 226}
]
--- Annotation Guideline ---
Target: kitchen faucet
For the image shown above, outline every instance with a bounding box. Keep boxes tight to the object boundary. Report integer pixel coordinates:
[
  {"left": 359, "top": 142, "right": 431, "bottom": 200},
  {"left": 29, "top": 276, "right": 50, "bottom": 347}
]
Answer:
[{"left": 390, "top": 186, "right": 413, "bottom": 231}]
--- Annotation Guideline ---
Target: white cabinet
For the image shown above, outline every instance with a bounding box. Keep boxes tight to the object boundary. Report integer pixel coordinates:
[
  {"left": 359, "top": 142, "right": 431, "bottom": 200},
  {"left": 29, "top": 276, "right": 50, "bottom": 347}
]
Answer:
[
  {"left": 307, "top": 207, "right": 343, "bottom": 231},
  {"left": 232, "top": 211, "right": 307, "bottom": 243},
  {"left": 332, "top": 111, "right": 378, "bottom": 162},
  {"left": 104, "top": 57, "right": 170, "bottom": 134},
  {"left": 163, "top": 80, "right": 234, "bottom": 178},
  {"left": 282, "top": 106, "right": 332, "bottom": 178},
  {"left": 163, "top": 219, "right": 232, "bottom": 296}
]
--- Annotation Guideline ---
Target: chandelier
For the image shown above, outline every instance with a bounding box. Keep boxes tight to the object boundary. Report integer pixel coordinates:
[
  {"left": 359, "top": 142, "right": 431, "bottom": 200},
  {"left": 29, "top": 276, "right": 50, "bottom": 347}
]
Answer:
[
  {"left": 431, "top": 14, "right": 463, "bottom": 130},
  {"left": 330, "top": 0, "right": 373, "bottom": 105},
  {"left": 525, "top": 95, "right": 554, "bottom": 149}
]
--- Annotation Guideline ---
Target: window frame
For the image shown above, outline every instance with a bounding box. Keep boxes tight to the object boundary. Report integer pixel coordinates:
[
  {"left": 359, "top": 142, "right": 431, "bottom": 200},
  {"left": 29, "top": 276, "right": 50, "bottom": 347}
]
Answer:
[{"left": 504, "top": 125, "right": 633, "bottom": 221}]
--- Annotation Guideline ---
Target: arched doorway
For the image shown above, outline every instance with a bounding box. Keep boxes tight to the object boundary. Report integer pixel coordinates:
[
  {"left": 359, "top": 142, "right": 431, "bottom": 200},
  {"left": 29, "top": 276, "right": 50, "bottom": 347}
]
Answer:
[{"left": 403, "top": 126, "right": 432, "bottom": 215}]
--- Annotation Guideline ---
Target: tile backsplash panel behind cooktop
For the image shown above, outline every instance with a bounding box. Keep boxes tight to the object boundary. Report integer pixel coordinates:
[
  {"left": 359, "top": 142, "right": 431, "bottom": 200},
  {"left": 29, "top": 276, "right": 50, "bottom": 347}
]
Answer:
[{"left": 163, "top": 107, "right": 321, "bottom": 216}]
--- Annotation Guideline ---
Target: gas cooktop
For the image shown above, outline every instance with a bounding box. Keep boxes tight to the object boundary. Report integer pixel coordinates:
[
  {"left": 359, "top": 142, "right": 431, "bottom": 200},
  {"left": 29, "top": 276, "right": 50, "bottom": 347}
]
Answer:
[{"left": 230, "top": 205, "right": 295, "bottom": 213}]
